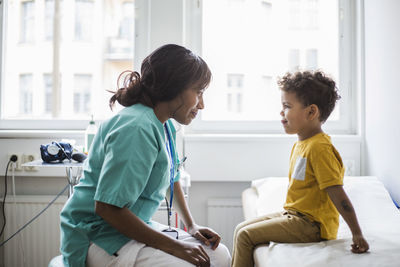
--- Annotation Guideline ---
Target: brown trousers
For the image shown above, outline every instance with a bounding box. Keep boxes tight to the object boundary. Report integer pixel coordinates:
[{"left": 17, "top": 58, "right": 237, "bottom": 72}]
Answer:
[{"left": 231, "top": 210, "right": 322, "bottom": 267}]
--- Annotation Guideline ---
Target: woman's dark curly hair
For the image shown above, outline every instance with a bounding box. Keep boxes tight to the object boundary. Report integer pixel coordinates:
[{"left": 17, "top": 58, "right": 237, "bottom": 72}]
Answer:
[
  {"left": 278, "top": 70, "right": 341, "bottom": 122},
  {"left": 109, "top": 44, "right": 212, "bottom": 109}
]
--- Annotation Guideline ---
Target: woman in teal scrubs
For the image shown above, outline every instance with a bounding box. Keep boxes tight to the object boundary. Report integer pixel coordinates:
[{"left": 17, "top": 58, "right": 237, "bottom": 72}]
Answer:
[{"left": 60, "top": 44, "right": 230, "bottom": 267}]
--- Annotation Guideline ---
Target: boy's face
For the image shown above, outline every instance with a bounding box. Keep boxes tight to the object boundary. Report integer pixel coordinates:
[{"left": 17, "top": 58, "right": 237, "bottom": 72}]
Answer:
[{"left": 280, "top": 90, "right": 310, "bottom": 136}]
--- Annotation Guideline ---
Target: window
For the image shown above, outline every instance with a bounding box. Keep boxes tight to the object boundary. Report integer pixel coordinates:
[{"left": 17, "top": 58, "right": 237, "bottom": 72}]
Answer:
[
  {"left": 106, "top": 1, "right": 135, "bottom": 58},
  {"left": 0, "top": 0, "right": 135, "bottom": 129},
  {"left": 119, "top": 2, "right": 134, "bottom": 41},
  {"left": 288, "top": 0, "right": 301, "bottom": 30},
  {"left": 74, "top": 0, "right": 94, "bottom": 42},
  {"left": 261, "top": 75, "right": 281, "bottom": 120},
  {"left": 19, "top": 74, "right": 33, "bottom": 114},
  {"left": 43, "top": 74, "right": 53, "bottom": 114},
  {"left": 190, "top": 0, "right": 355, "bottom": 134},
  {"left": 289, "top": 0, "right": 319, "bottom": 30},
  {"left": 20, "top": 1, "right": 35, "bottom": 43},
  {"left": 44, "top": 0, "right": 56, "bottom": 41},
  {"left": 305, "top": 0, "right": 319, "bottom": 30},
  {"left": 289, "top": 49, "right": 300, "bottom": 72},
  {"left": 73, "top": 74, "right": 91, "bottom": 114},
  {"left": 227, "top": 74, "right": 244, "bottom": 114},
  {"left": 306, "top": 49, "right": 318, "bottom": 70}
]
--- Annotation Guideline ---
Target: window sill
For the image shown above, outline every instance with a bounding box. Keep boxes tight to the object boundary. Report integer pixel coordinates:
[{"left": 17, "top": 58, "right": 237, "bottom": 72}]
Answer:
[
  {"left": 184, "top": 133, "right": 363, "bottom": 143},
  {"left": 0, "top": 130, "right": 85, "bottom": 139}
]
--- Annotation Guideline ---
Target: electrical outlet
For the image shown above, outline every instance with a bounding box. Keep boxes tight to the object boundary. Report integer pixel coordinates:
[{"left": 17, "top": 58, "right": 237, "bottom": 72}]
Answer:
[
  {"left": 7, "top": 153, "right": 22, "bottom": 171},
  {"left": 23, "top": 154, "right": 39, "bottom": 171}
]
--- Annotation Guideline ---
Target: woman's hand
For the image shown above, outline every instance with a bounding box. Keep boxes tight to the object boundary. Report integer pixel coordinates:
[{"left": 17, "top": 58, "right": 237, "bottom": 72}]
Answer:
[
  {"left": 351, "top": 234, "right": 369, "bottom": 253},
  {"left": 171, "top": 240, "right": 210, "bottom": 267},
  {"left": 188, "top": 224, "right": 221, "bottom": 250},
  {"left": 95, "top": 202, "right": 209, "bottom": 265}
]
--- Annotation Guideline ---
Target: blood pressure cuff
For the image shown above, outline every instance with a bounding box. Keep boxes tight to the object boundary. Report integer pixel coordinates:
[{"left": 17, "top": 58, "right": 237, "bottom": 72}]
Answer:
[{"left": 40, "top": 142, "right": 73, "bottom": 163}]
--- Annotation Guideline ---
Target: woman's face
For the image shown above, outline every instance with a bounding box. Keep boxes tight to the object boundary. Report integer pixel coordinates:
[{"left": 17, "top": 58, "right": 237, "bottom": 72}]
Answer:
[{"left": 170, "top": 85, "right": 205, "bottom": 125}]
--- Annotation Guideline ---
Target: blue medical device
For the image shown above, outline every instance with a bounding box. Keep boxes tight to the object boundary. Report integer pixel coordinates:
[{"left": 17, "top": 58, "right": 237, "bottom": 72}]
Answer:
[{"left": 40, "top": 142, "right": 73, "bottom": 163}]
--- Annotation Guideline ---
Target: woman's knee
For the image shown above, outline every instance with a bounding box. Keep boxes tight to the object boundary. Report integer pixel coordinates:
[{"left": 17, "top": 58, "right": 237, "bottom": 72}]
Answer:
[{"left": 208, "top": 243, "right": 231, "bottom": 267}]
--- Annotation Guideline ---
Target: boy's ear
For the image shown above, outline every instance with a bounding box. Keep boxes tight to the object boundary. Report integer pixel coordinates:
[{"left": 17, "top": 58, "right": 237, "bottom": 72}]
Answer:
[{"left": 308, "top": 104, "right": 320, "bottom": 120}]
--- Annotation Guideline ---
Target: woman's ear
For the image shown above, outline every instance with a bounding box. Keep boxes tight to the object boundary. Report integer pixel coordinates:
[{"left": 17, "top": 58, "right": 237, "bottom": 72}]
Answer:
[{"left": 308, "top": 104, "right": 320, "bottom": 120}]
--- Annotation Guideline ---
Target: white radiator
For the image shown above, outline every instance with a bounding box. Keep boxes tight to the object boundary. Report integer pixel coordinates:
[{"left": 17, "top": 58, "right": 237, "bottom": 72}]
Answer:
[
  {"left": 2, "top": 195, "right": 67, "bottom": 267},
  {"left": 207, "top": 198, "right": 243, "bottom": 253}
]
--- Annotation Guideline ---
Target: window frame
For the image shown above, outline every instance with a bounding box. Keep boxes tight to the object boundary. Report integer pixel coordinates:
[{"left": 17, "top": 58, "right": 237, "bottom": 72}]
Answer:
[{"left": 185, "top": 0, "right": 359, "bottom": 135}]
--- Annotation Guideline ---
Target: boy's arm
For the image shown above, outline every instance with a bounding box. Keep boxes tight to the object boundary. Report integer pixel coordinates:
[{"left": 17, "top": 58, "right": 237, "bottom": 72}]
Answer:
[{"left": 324, "top": 185, "right": 369, "bottom": 253}]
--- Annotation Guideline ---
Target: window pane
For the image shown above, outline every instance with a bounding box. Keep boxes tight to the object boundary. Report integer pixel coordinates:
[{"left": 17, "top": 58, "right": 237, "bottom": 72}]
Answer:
[
  {"left": 201, "top": 0, "right": 339, "bottom": 122},
  {"left": 19, "top": 74, "right": 33, "bottom": 114},
  {"left": 306, "top": 49, "right": 318, "bottom": 70},
  {"left": 43, "top": 74, "right": 53, "bottom": 113},
  {"left": 1, "top": 0, "right": 135, "bottom": 123},
  {"left": 45, "top": 0, "right": 55, "bottom": 41},
  {"left": 20, "top": 1, "right": 35, "bottom": 43},
  {"left": 227, "top": 74, "right": 243, "bottom": 114},
  {"left": 73, "top": 74, "right": 92, "bottom": 114},
  {"left": 119, "top": 2, "right": 134, "bottom": 41},
  {"left": 75, "top": 0, "right": 93, "bottom": 41},
  {"left": 289, "top": 49, "right": 300, "bottom": 72}
]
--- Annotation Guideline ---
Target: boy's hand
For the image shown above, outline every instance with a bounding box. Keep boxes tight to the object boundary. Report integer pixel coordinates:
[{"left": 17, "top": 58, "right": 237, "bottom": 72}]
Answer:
[
  {"left": 325, "top": 186, "right": 370, "bottom": 254},
  {"left": 351, "top": 234, "right": 369, "bottom": 253}
]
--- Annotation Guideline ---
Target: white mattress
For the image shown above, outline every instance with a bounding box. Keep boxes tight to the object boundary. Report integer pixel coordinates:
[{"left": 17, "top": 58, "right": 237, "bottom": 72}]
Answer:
[{"left": 249, "top": 176, "right": 400, "bottom": 267}]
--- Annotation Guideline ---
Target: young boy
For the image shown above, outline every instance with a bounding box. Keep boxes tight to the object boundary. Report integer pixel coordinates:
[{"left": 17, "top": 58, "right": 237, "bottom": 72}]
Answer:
[{"left": 231, "top": 70, "right": 369, "bottom": 267}]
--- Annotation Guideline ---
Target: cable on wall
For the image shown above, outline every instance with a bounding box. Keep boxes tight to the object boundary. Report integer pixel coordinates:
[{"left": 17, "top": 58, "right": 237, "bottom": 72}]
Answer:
[
  {"left": 0, "top": 155, "right": 69, "bottom": 247},
  {"left": 0, "top": 155, "right": 17, "bottom": 238}
]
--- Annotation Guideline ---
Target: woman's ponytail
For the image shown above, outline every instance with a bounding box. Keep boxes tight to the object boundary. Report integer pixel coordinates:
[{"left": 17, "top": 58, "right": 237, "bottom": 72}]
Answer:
[{"left": 109, "top": 71, "right": 144, "bottom": 110}]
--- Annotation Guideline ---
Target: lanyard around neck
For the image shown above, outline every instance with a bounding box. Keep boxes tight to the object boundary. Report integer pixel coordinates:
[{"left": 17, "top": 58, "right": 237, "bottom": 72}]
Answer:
[{"left": 164, "top": 124, "right": 175, "bottom": 219}]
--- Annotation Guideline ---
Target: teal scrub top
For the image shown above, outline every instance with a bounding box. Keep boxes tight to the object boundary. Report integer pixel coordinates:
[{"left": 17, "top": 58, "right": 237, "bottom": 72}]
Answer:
[{"left": 60, "top": 104, "right": 181, "bottom": 267}]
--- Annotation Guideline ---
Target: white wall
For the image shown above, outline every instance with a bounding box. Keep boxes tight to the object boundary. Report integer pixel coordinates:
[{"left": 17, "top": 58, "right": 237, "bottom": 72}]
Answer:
[
  {"left": 364, "top": 0, "right": 400, "bottom": 206},
  {"left": 185, "top": 135, "right": 362, "bottom": 182}
]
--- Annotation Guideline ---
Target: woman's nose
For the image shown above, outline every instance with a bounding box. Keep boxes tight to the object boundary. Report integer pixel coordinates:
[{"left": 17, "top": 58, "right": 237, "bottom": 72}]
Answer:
[{"left": 197, "top": 96, "right": 204, "bottom": 110}]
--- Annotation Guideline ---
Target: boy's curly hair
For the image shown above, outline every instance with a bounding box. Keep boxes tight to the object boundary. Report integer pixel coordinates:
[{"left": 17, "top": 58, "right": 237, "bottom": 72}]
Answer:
[{"left": 278, "top": 70, "right": 341, "bottom": 122}]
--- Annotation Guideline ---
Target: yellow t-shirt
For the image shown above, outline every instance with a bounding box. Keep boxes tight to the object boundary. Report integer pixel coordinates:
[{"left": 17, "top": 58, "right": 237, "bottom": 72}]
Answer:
[{"left": 284, "top": 132, "right": 344, "bottom": 240}]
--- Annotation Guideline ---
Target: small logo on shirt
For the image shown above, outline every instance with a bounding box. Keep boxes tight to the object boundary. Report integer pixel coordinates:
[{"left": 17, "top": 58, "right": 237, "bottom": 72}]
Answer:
[{"left": 293, "top": 157, "right": 307, "bottom": 181}]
